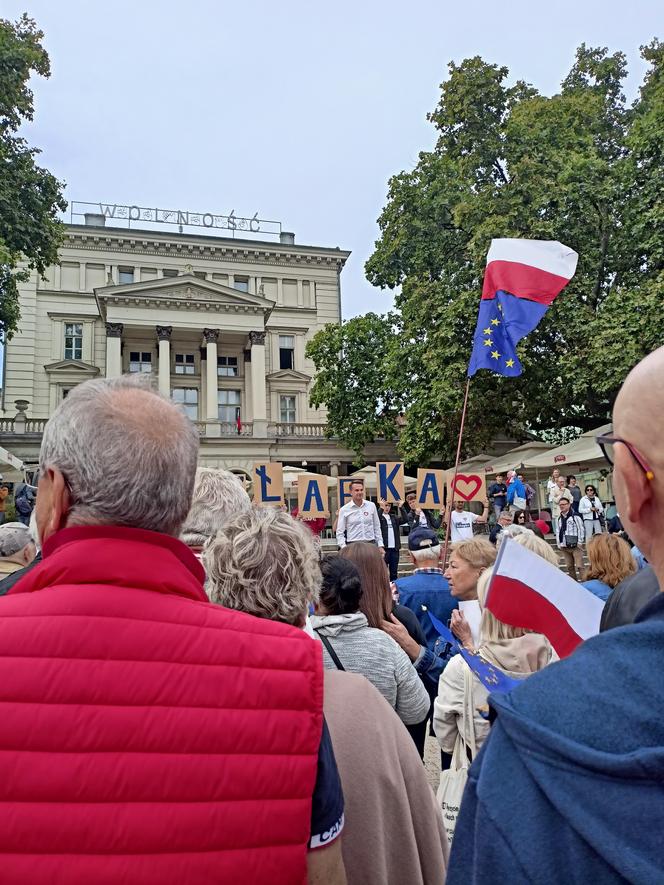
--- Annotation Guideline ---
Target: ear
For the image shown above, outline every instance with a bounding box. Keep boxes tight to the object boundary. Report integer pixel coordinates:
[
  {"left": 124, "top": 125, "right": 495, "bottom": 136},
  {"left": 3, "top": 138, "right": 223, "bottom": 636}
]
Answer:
[
  {"left": 40, "top": 467, "right": 73, "bottom": 543},
  {"left": 615, "top": 446, "right": 652, "bottom": 527}
]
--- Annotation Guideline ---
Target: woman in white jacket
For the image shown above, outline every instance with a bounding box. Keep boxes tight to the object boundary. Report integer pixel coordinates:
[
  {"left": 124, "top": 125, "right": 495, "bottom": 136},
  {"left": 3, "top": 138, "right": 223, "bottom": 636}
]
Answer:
[
  {"left": 433, "top": 531, "right": 557, "bottom": 757},
  {"left": 579, "top": 484, "right": 605, "bottom": 537}
]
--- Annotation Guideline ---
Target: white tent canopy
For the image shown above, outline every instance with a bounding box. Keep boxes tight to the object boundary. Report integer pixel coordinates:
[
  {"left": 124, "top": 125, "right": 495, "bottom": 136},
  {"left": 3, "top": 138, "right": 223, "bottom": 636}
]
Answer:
[
  {"left": 481, "top": 442, "right": 552, "bottom": 476},
  {"left": 524, "top": 424, "right": 612, "bottom": 469},
  {"left": 282, "top": 466, "right": 336, "bottom": 489}
]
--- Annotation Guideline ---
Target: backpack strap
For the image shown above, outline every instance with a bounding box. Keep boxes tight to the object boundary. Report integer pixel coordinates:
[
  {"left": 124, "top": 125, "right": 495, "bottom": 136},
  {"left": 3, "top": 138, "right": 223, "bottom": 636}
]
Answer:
[{"left": 314, "top": 630, "right": 346, "bottom": 671}]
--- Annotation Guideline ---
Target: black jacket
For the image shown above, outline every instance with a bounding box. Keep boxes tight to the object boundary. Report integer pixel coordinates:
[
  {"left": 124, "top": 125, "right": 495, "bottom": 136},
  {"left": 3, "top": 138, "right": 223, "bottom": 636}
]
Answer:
[
  {"left": 378, "top": 510, "right": 402, "bottom": 549},
  {"left": 406, "top": 508, "right": 442, "bottom": 531}
]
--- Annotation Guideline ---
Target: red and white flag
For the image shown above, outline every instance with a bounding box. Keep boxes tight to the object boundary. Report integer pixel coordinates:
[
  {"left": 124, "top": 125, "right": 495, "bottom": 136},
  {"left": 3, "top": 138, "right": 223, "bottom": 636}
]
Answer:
[{"left": 486, "top": 538, "right": 604, "bottom": 658}]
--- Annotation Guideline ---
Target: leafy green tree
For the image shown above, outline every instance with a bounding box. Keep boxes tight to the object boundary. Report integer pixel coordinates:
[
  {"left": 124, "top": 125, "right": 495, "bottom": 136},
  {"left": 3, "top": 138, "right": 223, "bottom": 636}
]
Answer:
[
  {"left": 0, "top": 14, "right": 66, "bottom": 339},
  {"left": 306, "top": 313, "right": 399, "bottom": 461},
  {"left": 309, "top": 42, "right": 664, "bottom": 464}
]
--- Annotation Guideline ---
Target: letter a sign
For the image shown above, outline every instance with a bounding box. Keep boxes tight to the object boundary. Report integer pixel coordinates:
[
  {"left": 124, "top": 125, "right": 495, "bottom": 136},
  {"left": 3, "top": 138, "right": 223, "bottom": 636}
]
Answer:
[
  {"left": 298, "top": 474, "right": 329, "bottom": 517},
  {"left": 377, "top": 462, "right": 405, "bottom": 504},
  {"left": 253, "top": 462, "right": 284, "bottom": 505},
  {"left": 416, "top": 468, "right": 446, "bottom": 508}
]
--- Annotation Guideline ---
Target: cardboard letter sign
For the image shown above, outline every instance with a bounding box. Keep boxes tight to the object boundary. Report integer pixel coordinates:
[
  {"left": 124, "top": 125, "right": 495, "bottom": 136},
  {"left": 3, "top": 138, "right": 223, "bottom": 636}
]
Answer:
[
  {"left": 447, "top": 470, "right": 486, "bottom": 504},
  {"left": 338, "top": 477, "right": 354, "bottom": 508},
  {"left": 253, "top": 462, "right": 284, "bottom": 505},
  {"left": 416, "top": 468, "right": 446, "bottom": 508},
  {"left": 377, "top": 462, "right": 405, "bottom": 504},
  {"left": 299, "top": 474, "right": 329, "bottom": 517}
]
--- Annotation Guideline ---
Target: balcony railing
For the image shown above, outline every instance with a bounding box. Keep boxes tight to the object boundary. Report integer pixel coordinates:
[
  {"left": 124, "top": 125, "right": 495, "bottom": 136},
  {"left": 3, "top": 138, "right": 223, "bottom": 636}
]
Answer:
[
  {"left": 0, "top": 416, "right": 331, "bottom": 441},
  {"left": 271, "top": 422, "right": 328, "bottom": 438}
]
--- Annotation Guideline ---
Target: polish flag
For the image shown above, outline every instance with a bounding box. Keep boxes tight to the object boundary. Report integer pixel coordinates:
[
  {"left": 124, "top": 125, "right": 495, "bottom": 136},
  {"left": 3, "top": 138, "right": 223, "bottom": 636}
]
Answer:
[
  {"left": 482, "top": 238, "right": 579, "bottom": 306},
  {"left": 486, "top": 538, "right": 604, "bottom": 658}
]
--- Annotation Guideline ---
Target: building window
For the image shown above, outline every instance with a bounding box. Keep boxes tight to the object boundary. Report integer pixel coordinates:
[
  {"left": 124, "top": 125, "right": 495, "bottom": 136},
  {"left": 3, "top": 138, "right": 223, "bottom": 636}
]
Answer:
[
  {"left": 163, "top": 269, "right": 178, "bottom": 278},
  {"left": 193, "top": 271, "right": 206, "bottom": 279},
  {"left": 172, "top": 388, "right": 199, "bottom": 419},
  {"left": 175, "top": 353, "right": 196, "bottom": 375},
  {"left": 218, "top": 389, "right": 241, "bottom": 423},
  {"left": 234, "top": 277, "right": 249, "bottom": 293},
  {"left": 118, "top": 267, "right": 134, "bottom": 284},
  {"left": 129, "top": 351, "right": 152, "bottom": 373},
  {"left": 61, "top": 386, "right": 75, "bottom": 400},
  {"left": 217, "top": 355, "right": 238, "bottom": 377},
  {"left": 279, "top": 335, "right": 295, "bottom": 370},
  {"left": 280, "top": 395, "right": 297, "bottom": 423},
  {"left": 64, "top": 323, "right": 83, "bottom": 360}
]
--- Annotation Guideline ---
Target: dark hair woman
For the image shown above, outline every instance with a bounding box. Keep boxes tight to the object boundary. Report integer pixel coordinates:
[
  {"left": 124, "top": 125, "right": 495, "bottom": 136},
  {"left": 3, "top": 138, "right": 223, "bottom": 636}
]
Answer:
[
  {"left": 512, "top": 509, "right": 527, "bottom": 526},
  {"left": 312, "top": 555, "right": 430, "bottom": 728}
]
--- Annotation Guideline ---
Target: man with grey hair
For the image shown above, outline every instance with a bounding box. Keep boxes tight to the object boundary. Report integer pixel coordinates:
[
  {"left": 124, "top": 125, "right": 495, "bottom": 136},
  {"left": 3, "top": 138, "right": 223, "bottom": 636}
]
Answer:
[
  {"left": 0, "top": 375, "right": 344, "bottom": 884},
  {"left": 181, "top": 467, "right": 251, "bottom": 553},
  {"left": 0, "top": 521, "right": 36, "bottom": 576}
]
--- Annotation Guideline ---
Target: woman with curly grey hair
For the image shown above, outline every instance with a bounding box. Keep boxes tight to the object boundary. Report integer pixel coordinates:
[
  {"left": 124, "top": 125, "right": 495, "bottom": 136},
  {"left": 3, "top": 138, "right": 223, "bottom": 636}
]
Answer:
[{"left": 204, "top": 506, "right": 447, "bottom": 884}]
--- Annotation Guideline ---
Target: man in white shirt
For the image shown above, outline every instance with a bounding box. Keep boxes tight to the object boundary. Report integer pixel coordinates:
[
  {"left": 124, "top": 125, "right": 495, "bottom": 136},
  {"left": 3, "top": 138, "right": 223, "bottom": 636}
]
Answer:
[
  {"left": 448, "top": 499, "right": 488, "bottom": 542},
  {"left": 336, "top": 480, "right": 384, "bottom": 550}
]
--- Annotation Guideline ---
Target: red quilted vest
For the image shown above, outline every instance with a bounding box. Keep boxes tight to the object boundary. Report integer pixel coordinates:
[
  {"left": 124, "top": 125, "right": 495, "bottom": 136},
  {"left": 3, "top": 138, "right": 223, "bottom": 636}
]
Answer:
[{"left": 1, "top": 526, "right": 323, "bottom": 884}]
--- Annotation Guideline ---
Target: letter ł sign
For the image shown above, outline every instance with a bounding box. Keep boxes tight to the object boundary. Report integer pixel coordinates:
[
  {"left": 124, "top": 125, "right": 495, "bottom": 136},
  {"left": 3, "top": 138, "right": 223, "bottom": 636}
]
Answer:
[
  {"left": 416, "top": 468, "right": 446, "bottom": 508},
  {"left": 253, "top": 462, "right": 284, "bottom": 505},
  {"left": 377, "top": 462, "right": 405, "bottom": 504},
  {"left": 447, "top": 471, "right": 486, "bottom": 504},
  {"left": 299, "top": 474, "right": 329, "bottom": 517},
  {"left": 337, "top": 478, "right": 354, "bottom": 508}
]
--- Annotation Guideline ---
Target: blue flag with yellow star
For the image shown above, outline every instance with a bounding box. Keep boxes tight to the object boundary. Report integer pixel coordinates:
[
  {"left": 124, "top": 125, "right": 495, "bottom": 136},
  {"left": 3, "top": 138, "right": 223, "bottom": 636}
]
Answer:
[{"left": 467, "top": 238, "right": 578, "bottom": 378}]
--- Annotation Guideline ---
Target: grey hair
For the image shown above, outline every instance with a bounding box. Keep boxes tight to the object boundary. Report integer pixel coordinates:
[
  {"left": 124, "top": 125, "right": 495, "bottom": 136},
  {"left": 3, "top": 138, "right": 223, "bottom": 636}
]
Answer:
[
  {"left": 411, "top": 545, "right": 441, "bottom": 564},
  {"left": 205, "top": 507, "right": 321, "bottom": 626},
  {"left": 497, "top": 524, "right": 532, "bottom": 545},
  {"left": 39, "top": 375, "right": 199, "bottom": 536},
  {"left": 181, "top": 468, "right": 251, "bottom": 547}
]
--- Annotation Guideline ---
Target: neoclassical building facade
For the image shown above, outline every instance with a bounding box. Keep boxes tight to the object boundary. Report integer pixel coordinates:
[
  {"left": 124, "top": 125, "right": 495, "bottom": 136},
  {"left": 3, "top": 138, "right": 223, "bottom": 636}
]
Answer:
[{"left": 0, "top": 211, "right": 397, "bottom": 482}]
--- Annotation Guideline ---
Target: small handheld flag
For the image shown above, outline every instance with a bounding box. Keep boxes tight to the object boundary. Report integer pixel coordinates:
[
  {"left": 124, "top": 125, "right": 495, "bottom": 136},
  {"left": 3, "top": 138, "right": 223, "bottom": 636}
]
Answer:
[
  {"left": 426, "top": 610, "right": 521, "bottom": 694},
  {"left": 486, "top": 538, "right": 604, "bottom": 658},
  {"left": 468, "top": 238, "right": 578, "bottom": 377}
]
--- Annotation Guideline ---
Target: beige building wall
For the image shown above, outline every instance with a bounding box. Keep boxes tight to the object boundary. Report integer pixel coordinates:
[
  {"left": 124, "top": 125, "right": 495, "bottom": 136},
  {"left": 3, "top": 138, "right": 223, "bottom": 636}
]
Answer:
[{"left": 3, "top": 223, "right": 346, "bottom": 422}]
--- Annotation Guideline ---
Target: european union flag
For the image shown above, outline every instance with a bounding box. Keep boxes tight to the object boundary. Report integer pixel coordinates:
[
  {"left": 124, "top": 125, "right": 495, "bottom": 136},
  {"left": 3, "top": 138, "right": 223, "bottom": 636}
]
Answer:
[
  {"left": 427, "top": 610, "right": 521, "bottom": 695},
  {"left": 467, "top": 238, "right": 579, "bottom": 378},
  {"left": 467, "top": 290, "right": 547, "bottom": 378}
]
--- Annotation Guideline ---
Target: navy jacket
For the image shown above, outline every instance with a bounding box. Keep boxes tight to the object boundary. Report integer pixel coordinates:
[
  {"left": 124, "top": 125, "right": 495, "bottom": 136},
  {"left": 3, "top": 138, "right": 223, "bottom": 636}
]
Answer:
[
  {"left": 395, "top": 571, "right": 457, "bottom": 651},
  {"left": 448, "top": 591, "right": 664, "bottom": 884}
]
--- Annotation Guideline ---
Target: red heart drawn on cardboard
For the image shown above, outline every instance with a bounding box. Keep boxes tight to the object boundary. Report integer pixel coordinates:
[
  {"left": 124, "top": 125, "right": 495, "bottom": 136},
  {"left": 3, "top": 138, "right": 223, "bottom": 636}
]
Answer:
[{"left": 452, "top": 474, "right": 482, "bottom": 501}]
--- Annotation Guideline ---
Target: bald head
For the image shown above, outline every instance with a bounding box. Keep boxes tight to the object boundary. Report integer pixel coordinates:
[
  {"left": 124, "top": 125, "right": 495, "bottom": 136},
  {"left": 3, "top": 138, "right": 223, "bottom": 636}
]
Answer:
[
  {"left": 37, "top": 375, "right": 199, "bottom": 543},
  {"left": 614, "top": 346, "right": 664, "bottom": 463},
  {"left": 612, "top": 346, "right": 664, "bottom": 580}
]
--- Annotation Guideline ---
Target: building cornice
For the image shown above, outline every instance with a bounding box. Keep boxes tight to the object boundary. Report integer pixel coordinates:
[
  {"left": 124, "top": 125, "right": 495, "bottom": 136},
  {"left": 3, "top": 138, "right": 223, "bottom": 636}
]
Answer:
[{"left": 63, "top": 224, "right": 351, "bottom": 271}]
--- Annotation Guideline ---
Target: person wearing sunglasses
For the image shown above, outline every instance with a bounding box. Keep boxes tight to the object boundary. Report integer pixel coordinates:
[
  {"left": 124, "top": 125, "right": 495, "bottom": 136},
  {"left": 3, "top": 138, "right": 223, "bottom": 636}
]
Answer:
[
  {"left": 446, "top": 346, "right": 664, "bottom": 883},
  {"left": 578, "top": 483, "right": 605, "bottom": 536}
]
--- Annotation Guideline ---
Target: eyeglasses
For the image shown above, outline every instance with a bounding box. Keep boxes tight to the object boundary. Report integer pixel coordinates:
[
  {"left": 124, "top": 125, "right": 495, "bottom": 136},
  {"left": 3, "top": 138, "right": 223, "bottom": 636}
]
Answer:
[{"left": 596, "top": 433, "right": 654, "bottom": 481}]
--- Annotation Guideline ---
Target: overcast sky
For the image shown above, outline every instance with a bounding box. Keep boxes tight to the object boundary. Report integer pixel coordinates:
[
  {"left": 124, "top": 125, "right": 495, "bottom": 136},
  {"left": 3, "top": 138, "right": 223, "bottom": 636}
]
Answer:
[{"left": 5, "top": 0, "right": 662, "bottom": 317}]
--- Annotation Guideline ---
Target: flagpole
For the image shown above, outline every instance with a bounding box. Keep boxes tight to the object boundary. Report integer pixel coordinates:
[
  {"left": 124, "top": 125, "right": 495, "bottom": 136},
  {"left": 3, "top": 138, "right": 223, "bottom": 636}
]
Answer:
[{"left": 442, "top": 376, "right": 471, "bottom": 567}]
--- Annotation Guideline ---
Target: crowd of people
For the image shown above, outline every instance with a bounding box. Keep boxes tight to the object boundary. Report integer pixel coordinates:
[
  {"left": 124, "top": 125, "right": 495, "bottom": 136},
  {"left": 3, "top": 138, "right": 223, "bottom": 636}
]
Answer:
[{"left": 0, "top": 346, "right": 662, "bottom": 882}]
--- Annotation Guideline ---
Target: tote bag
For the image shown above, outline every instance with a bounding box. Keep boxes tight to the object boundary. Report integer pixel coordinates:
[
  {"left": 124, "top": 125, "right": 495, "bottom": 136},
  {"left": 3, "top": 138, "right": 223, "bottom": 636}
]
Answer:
[
  {"left": 437, "top": 664, "right": 477, "bottom": 848},
  {"left": 512, "top": 494, "right": 527, "bottom": 510}
]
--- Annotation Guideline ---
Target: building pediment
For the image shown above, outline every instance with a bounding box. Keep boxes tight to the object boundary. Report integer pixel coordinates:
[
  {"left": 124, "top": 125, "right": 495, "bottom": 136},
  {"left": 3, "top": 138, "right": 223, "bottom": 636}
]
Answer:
[
  {"left": 44, "top": 359, "right": 101, "bottom": 377},
  {"left": 266, "top": 369, "right": 311, "bottom": 383},
  {"left": 94, "top": 274, "right": 275, "bottom": 319}
]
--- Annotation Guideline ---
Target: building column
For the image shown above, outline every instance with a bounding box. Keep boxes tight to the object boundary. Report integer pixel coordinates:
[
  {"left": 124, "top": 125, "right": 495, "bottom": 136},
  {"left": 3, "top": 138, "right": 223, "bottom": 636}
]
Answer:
[
  {"left": 203, "top": 328, "right": 219, "bottom": 424},
  {"left": 156, "top": 326, "right": 172, "bottom": 398},
  {"left": 249, "top": 330, "right": 267, "bottom": 437},
  {"left": 243, "top": 348, "right": 253, "bottom": 418},
  {"left": 105, "top": 322, "right": 123, "bottom": 377}
]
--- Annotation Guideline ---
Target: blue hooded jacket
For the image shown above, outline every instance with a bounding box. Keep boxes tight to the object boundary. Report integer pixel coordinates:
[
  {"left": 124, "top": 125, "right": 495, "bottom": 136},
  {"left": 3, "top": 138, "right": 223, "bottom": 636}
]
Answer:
[
  {"left": 506, "top": 476, "right": 526, "bottom": 506},
  {"left": 448, "top": 591, "right": 664, "bottom": 884}
]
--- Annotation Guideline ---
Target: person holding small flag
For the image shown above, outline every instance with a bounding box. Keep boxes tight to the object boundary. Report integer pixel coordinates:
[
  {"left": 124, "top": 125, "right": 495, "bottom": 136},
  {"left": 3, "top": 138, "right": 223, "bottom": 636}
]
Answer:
[{"left": 448, "top": 345, "right": 664, "bottom": 884}]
